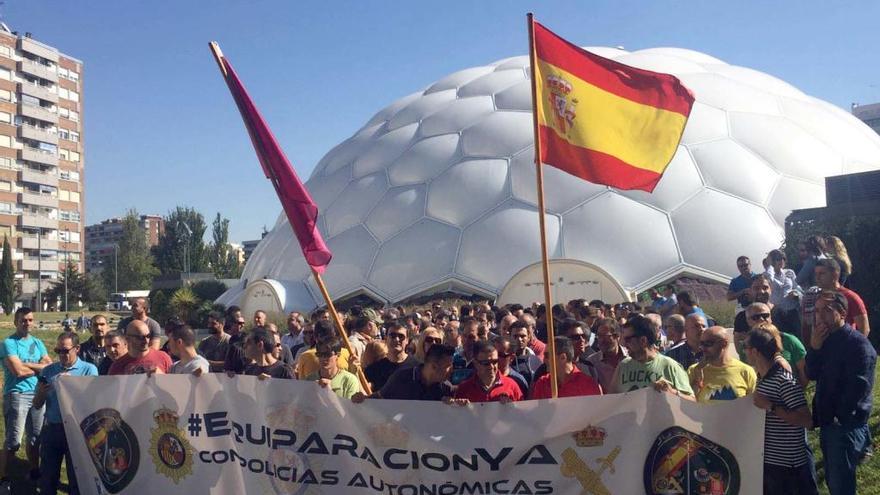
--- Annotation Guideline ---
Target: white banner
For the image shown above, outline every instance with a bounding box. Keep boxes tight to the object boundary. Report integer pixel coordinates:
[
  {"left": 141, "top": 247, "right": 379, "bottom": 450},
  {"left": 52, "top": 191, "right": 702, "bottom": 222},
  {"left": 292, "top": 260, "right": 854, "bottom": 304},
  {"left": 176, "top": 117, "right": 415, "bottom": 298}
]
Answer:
[{"left": 57, "top": 375, "right": 763, "bottom": 495}]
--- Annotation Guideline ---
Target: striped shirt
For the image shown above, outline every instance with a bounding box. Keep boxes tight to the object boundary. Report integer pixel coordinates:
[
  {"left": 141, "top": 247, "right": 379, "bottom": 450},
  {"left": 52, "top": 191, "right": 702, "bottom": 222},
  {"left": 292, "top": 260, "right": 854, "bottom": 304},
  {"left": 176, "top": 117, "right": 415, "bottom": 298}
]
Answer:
[{"left": 757, "top": 361, "right": 810, "bottom": 467}]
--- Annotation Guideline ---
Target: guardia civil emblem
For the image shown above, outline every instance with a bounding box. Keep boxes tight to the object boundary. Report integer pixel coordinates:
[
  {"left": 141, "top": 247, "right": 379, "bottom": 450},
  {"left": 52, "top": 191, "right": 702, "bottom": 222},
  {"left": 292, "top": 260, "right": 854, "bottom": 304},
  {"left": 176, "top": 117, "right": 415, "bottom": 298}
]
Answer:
[{"left": 149, "top": 407, "right": 194, "bottom": 483}]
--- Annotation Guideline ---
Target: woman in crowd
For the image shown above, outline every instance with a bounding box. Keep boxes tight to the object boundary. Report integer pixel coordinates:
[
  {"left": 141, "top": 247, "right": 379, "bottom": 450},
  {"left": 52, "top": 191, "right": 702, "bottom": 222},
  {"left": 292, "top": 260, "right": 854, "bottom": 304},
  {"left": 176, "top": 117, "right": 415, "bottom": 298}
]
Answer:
[
  {"left": 825, "top": 235, "right": 852, "bottom": 286},
  {"left": 415, "top": 327, "right": 444, "bottom": 363},
  {"left": 796, "top": 235, "right": 827, "bottom": 288}
]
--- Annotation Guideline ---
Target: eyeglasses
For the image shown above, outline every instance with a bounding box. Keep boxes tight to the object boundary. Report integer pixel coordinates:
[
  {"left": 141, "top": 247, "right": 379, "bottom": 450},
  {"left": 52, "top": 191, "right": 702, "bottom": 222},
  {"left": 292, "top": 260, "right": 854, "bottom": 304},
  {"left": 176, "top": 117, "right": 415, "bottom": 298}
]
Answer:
[
  {"left": 424, "top": 337, "right": 442, "bottom": 345},
  {"left": 388, "top": 333, "right": 407, "bottom": 341},
  {"left": 476, "top": 359, "right": 499, "bottom": 366},
  {"left": 275, "top": 343, "right": 282, "bottom": 348},
  {"left": 569, "top": 334, "right": 587, "bottom": 341},
  {"left": 699, "top": 339, "right": 721, "bottom": 348},
  {"left": 125, "top": 334, "right": 150, "bottom": 341},
  {"left": 315, "top": 351, "right": 336, "bottom": 359},
  {"left": 749, "top": 313, "right": 771, "bottom": 321},
  {"left": 54, "top": 347, "right": 74, "bottom": 355}
]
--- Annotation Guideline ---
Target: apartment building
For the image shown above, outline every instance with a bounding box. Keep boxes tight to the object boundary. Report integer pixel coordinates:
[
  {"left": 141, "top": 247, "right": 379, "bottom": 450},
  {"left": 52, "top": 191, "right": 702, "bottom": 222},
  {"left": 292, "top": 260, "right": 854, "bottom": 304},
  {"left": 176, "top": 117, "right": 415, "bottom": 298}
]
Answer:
[
  {"left": 853, "top": 102, "right": 880, "bottom": 136},
  {"left": 0, "top": 25, "right": 85, "bottom": 307},
  {"left": 85, "top": 214, "right": 164, "bottom": 273}
]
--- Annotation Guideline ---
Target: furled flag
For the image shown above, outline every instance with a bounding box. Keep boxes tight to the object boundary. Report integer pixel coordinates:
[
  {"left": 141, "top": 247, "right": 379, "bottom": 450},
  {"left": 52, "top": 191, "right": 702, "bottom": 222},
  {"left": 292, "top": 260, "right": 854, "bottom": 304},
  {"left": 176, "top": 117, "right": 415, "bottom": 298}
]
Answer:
[
  {"left": 214, "top": 48, "right": 332, "bottom": 273},
  {"left": 531, "top": 20, "right": 695, "bottom": 192}
]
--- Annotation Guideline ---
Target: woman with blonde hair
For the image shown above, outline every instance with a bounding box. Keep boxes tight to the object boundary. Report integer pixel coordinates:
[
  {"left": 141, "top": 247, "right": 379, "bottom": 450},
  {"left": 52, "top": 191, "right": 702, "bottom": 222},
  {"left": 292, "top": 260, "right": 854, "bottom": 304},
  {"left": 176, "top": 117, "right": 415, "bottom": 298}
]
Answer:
[
  {"left": 796, "top": 235, "right": 827, "bottom": 288},
  {"left": 825, "top": 235, "right": 852, "bottom": 285},
  {"left": 415, "top": 327, "right": 444, "bottom": 363},
  {"left": 360, "top": 340, "right": 388, "bottom": 369}
]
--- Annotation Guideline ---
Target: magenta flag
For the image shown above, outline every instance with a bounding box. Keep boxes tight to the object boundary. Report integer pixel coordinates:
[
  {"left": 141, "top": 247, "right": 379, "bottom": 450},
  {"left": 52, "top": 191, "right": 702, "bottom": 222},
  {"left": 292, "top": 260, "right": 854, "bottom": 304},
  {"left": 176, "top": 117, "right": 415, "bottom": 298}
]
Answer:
[{"left": 218, "top": 56, "right": 331, "bottom": 273}]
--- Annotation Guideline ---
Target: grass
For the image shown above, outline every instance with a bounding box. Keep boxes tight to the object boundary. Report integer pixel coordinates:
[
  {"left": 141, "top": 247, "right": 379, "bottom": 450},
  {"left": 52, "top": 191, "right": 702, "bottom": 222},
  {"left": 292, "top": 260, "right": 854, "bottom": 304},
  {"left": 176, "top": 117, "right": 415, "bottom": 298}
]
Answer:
[{"left": 0, "top": 311, "right": 878, "bottom": 493}]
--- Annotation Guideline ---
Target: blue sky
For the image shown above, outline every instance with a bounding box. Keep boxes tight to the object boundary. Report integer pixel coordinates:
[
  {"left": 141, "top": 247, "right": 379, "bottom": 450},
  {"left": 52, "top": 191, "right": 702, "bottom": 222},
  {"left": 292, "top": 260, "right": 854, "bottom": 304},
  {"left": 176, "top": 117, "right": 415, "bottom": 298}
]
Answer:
[{"left": 4, "top": 0, "right": 879, "bottom": 243}]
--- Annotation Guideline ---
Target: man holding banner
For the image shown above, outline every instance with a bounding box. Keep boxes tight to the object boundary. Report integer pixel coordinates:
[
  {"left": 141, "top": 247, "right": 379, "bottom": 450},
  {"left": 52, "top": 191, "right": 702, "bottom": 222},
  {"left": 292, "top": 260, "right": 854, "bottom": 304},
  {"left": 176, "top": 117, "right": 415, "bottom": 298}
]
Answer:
[{"left": 614, "top": 315, "right": 694, "bottom": 398}]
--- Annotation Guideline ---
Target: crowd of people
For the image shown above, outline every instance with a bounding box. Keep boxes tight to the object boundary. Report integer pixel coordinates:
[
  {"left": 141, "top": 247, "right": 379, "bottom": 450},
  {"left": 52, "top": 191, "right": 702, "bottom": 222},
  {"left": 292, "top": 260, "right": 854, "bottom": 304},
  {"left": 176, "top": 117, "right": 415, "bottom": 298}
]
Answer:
[{"left": 0, "top": 235, "right": 873, "bottom": 494}]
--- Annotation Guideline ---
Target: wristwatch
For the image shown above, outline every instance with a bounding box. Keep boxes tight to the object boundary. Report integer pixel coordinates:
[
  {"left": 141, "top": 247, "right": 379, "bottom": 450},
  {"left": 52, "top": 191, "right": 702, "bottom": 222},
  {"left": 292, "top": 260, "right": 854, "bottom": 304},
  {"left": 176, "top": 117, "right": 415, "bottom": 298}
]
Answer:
[{"left": 769, "top": 404, "right": 778, "bottom": 414}]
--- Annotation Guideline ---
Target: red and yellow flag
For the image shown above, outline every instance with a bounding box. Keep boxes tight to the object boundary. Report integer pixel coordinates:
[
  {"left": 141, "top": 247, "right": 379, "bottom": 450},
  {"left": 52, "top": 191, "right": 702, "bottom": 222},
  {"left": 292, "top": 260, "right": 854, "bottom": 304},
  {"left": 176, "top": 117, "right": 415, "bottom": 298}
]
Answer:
[{"left": 531, "top": 20, "right": 694, "bottom": 192}]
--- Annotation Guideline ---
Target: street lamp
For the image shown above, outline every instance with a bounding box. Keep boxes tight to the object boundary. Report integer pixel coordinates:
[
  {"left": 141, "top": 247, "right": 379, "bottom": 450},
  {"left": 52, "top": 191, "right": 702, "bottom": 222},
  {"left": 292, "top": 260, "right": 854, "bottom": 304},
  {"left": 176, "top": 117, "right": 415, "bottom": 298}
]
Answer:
[
  {"left": 178, "top": 221, "right": 192, "bottom": 280},
  {"left": 113, "top": 244, "right": 118, "bottom": 294},
  {"left": 36, "top": 226, "right": 41, "bottom": 312},
  {"left": 64, "top": 228, "right": 69, "bottom": 312}
]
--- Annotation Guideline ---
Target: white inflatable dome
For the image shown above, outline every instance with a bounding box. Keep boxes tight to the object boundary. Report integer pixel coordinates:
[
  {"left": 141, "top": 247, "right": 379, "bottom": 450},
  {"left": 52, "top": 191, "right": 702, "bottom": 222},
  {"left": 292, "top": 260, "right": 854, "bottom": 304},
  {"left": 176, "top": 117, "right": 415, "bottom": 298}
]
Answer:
[{"left": 218, "top": 46, "right": 880, "bottom": 311}]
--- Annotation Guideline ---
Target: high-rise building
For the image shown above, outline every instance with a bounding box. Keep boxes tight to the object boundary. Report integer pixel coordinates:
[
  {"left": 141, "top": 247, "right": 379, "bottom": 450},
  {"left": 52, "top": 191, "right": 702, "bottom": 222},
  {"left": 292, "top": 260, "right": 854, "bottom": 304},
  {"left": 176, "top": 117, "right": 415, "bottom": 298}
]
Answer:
[
  {"left": 85, "top": 214, "right": 164, "bottom": 273},
  {"left": 853, "top": 102, "right": 880, "bottom": 135},
  {"left": 0, "top": 26, "right": 85, "bottom": 308}
]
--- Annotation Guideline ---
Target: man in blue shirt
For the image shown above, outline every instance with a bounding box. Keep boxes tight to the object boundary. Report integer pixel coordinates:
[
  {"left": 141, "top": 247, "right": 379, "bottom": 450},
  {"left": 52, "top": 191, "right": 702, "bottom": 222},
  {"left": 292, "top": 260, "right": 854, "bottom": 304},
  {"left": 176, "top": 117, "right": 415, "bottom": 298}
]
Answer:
[
  {"left": 34, "top": 331, "right": 98, "bottom": 495},
  {"left": 806, "top": 291, "right": 877, "bottom": 495},
  {"left": 0, "top": 307, "right": 51, "bottom": 489},
  {"left": 727, "top": 256, "right": 757, "bottom": 311}
]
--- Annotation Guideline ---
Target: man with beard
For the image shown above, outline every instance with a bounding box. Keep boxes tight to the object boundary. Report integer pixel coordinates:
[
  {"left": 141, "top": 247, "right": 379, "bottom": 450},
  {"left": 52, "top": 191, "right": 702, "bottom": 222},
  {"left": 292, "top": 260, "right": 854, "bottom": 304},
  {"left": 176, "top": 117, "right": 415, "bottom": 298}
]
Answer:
[
  {"left": 666, "top": 314, "right": 706, "bottom": 371},
  {"left": 588, "top": 318, "right": 628, "bottom": 393},
  {"left": 198, "top": 311, "right": 230, "bottom": 372},
  {"left": 509, "top": 321, "right": 542, "bottom": 386},
  {"left": 353, "top": 344, "right": 456, "bottom": 401},
  {"left": 365, "top": 322, "right": 417, "bottom": 390},
  {"left": 614, "top": 315, "right": 693, "bottom": 398},
  {"left": 116, "top": 298, "right": 163, "bottom": 349},
  {"left": 454, "top": 340, "right": 523, "bottom": 403},
  {"left": 531, "top": 337, "right": 602, "bottom": 399},
  {"left": 688, "top": 326, "right": 756, "bottom": 403},
  {"left": 78, "top": 314, "right": 109, "bottom": 367},
  {"left": 493, "top": 336, "right": 529, "bottom": 397},
  {"left": 282, "top": 312, "right": 306, "bottom": 356},
  {"left": 97, "top": 331, "right": 127, "bottom": 375}
]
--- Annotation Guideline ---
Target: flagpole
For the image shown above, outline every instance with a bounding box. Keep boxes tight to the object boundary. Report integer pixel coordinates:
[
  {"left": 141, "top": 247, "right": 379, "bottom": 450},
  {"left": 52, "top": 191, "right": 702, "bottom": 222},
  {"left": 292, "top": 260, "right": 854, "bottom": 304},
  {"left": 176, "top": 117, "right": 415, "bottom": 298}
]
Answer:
[
  {"left": 526, "top": 13, "right": 559, "bottom": 399},
  {"left": 208, "top": 41, "right": 371, "bottom": 395}
]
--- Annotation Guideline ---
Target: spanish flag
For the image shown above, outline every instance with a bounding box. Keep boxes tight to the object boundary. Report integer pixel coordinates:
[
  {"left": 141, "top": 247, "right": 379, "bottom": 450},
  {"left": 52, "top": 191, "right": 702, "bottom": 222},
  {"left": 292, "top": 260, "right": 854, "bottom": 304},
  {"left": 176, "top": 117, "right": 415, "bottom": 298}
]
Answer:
[{"left": 531, "top": 19, "right": 694, "bottom": 192}]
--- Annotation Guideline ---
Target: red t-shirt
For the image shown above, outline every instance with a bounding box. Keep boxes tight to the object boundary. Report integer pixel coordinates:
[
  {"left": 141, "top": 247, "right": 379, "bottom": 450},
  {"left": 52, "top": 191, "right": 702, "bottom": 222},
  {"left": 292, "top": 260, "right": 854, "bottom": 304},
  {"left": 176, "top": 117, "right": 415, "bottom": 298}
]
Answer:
[
  {"left": 839, "top": 287, "right": 867, "bottom": 328},
  {"left": 108, "top": 350, "right": 173, "bottom": 375},
  {"left": 529, "top": 339, "right": 546, "bottom": 361},
  {"left": 530, "top": 367, "right": 602, "bottom": 400},
  {"left": 454, "top": 375, "right": 523, "bottom": 403}
]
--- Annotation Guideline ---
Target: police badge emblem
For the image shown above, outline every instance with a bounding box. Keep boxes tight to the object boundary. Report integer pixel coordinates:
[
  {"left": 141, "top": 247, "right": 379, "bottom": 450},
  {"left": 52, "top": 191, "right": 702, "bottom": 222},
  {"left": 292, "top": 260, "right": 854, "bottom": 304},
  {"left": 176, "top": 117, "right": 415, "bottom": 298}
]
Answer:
[
  {"left": 80, "top": 408, "right": 140, "bottom": 494},
  {"left": 149, "top": 407, "right": 194, "bottom": 483},
  {"left": 643, "top": 426, "right": 740, "bottom": 495}
]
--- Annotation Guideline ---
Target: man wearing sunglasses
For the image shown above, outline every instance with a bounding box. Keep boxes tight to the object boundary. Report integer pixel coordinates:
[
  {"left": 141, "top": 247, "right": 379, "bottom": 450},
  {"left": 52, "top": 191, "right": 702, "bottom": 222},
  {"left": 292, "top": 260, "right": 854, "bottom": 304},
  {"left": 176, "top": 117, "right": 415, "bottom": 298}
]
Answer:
[
  {"left": 666, "top": 314, "right": 706, "bottom": 371},
  {"left": 492, "top": 336, "right": 529, "bottom": 397},
  {"left": 108, "top": 320, "right": 172, "bottom": 375},
  {"left": 614, "top": 315, "right": 693, "bottom": 399},
  {"left": 687, "top": 326, "right": 756, "bottom": 403},
  {"left": 454, "top": 340, "right": 522, "bottom": 403},
  {"left": 365, "top": 323, "right": 417, "bottom": 391},
  {"left": 243, "top": 328, "right": 293, "bottom": 379},
  {"left": 531, "top": 337, "right": 602, "bottom": 399},
  {"left": 222, "top": 311, "right": 249, "bottom": 374},
  {"left": 33, "top": 332, "right": 97, "bottom": 495}
]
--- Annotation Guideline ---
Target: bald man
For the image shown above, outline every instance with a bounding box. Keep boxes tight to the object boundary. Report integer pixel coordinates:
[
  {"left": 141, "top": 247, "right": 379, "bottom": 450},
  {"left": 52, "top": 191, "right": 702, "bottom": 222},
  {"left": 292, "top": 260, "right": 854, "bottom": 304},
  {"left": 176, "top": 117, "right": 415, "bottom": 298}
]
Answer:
[
  {"left": 108, "top": 320, "right": 172, "bottom": 375},
  {"left": 687, "top": 326, "right": 756, "bottom": 403}
]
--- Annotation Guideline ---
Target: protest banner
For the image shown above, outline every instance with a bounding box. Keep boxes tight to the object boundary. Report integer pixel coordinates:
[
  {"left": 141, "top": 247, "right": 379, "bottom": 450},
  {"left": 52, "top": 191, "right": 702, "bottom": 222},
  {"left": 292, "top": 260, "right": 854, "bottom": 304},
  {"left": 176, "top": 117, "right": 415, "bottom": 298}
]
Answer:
[{"left": 57, "top": 374, "right": 763, "bottom": 494}]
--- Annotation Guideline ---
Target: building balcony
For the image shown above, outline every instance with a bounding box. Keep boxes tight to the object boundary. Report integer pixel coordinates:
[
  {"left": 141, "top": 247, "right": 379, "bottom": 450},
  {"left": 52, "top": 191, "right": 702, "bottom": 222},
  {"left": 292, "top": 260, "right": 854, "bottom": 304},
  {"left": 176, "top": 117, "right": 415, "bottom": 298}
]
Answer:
[
  {"left": 17, "top": 59, "right": 58, "bottom": 83},
  {"left": 19, "top": 147, "right": 58, "bottom": 167},
  {"left": 18, "top": 235, "right": 58, "bottom": 251},
  {"left": 19, "top": 213, "right": 57, "bottom": 230},
  {"left": 18, "top": 102, "right": 58, "bottom": 124},
  {"left": 17, "top": 82, "right": 58, "bottom": 104},
  {"left": 19, "top": 258, "right": 58, "bottom": 272},
  {"left": 19, "top": 191, "right": 58, "bottom": 208},
  {"left": 17, "top": 38, "right": 59, "bottom": 63},
  {"left": 18, "top": 125, "right": 58, "bottom": 145},
  {"left": 19, "top": 167, "right": 59, "bottom": 188}
]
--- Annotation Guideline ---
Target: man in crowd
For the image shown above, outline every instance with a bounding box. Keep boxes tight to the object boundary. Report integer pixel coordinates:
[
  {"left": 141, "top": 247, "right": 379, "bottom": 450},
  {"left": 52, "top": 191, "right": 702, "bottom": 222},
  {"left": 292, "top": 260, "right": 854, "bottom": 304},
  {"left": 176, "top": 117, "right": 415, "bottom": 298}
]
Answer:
[
  {"left": 116, "top": 298, "right": 163, "bottom": 348},
  {"left": 33, "top": 332, "right": 97, "bottom": 495},
  {"left": 454, "top": 340, "right": 523, "bottom": 403},
  {"left": 305, "top": 339, "right": 361, "bottom": 398},
  {"left": 168, "top": 325, "right": 210, "bottom": 375},
  {"left": 649, "top": 289, "right": 667, "bottom": 313},
  {"left": 666, "top": 314, "right": 706, "bottom": 370},
  {"left": 728, "top": 256, "right": 757, "bottom": 312},
  {"left": 587, "top": 318, "right": 628, "bottom": 393},
  {"left": 664, "top": 314, "right": 686, "bottom": 353},
  {"left": 347, "top": 316, "right": 373, "bottom": 359},
  {"left": 109, "top": 320, "right": 173, "bottom": 375},
  {"left": 450, "top": 317, "right": 479, "bottom": 384},
  {"left": 806, "top": 291, "right": 876, "bottom": 495},
  {"left": 0, "top": 308, "right": 51, "bottom": 488},
  {"left": 497, "top": 314, "right": 518, "bottom": 337},
  {"left": 688, "top": 326, "right": 756, "bottom": 403},
  {"left": 744, "top": 303, "right": 809, "bottom": 387},
  {"left": 78, "top": 314, "right": 109, "bottom": 368},
  {"left": 509, "top": 321, "right": 542, "bottom": 386},
  {"left": 815, "top": 259, "right": 870, "bottom": 336},
  {"left": 282, "top": 311, "right": 307, "bottom": 357},
  {"left": 493, "top": 336, "right": 529, "bottom": 397},
  {"left": 264, "top": 323, "right": 295, "bottom": 366},
  {"left": 531, "top": 337, "right": 602, "bottom": 399},
  {"left": 365, "top": 322, "right": 417, "bottom": 390},
  {"left": 296, "top": 320, "right": 354, "bottom": 379},
  {"left": 676, "top": 290, "right": 706, "bottom": 319},
  {"left": 198, "top": 311, "right": 230, "bottom": 372},
  {"left": 223, "top": 311, "right": 249, "bottom": 374},
  {"left": 520, "top": 314, "right": 546, "bottom": 360},
  {"left": 658, "top": 286, "right": 679, "bottom": 319},
  {"left": 533, "top": 319, "right": 600, "bottom": 384},
  {"left": 243, "top": 328, "right": 293, "bottom": 379},
  {"left": 614, "top": 314, "right": 694, "bottom": 398},
  {"left": 744, "top": 327, "right": 818, "bottom": 494},
  {"left": 253, "top": 310, "right": 268, "bottom": 329},
  {"left": 97, "top": 331, "right": 127, "bottom": 375},
  {"left": 355, "top": 344, "right": 455, "bottom": 401}
]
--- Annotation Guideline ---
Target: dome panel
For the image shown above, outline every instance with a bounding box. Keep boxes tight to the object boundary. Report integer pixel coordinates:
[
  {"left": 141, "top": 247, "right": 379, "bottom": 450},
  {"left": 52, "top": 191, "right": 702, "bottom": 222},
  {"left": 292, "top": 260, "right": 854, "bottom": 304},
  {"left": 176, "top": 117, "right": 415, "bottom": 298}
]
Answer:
[
  {"left": 319, "top": 225, "right": 379, "bottom": 295},
  {"left": 492, "top": 56, "right": 529, "bottom": 70},
  {"left": 563, "top": 193, "right": 680, "bottom": 288},
  {"left": 427, "top": 159, "right": 509, "bottom": 226},
  {"left": 680, "top": 102, "right": 728, "bottom": 145},
  {"left": 677, "top": 73, "right": 781, "bottom": 115},
  {"left": 307, "top": 164, "right": 352, "bottom": 211},
  {"left": 369, "top": 220, "right": 460, "bottom": 299},
  {"left": 582, "top": 47, "right": 629, "bottom": 59},
  {"left": 672, "top": 190, "right": 782, "bottom": 277},
  {"left": 767, "top": 176, "right": 826, "bottom": 225},
  {"left": 457, "top": 69, "right": 524, "bottom": 98},
  {"left": 457, "top": 203, "right": 561, "bottom": 288},
  {"left": 613, "top": 52, "right": 708, "bottom": 75},
  {"left": 318, "top": 125, "right": 383, "bottom": 177},
  {"left": 618, "top": 146, "right": 704, "bottom": 211},
  {"left": 387, "top": 90, "right": 457, "bottom": 131},
  {"left": 689, "top": 140, "right": 779, "bottom": 204},
  {"left": 419, "top": 96, "right": 495, "bottom": 137},
  {"left": 364, "top": 92, "right": 422, "bottom": 127},
  {"left": 426, "top": 67, "right": 495, "bottom": 94},
  {"left": 365, "top": 185, "right": 427, "bottom": 241},
  {"left": 704, "top": 64, "right": 804, "bottom": 99},
  {"left": 323, "top": 173, "right": 388, "bottom": 237},
  {"left": 461, "top": 111, "right": 533, "bottom": 158},
  {"left": 635, "top": 48, "right": 725, "bottom": 65},
  {"left": 729, "top": 112, "right": 842, "bottom": 182},
  {"left": 510, "top": 148, "right": 607, "bottom": 213},
  {"left": 388, "top": 133, "right": 460, "bottom": 185},
  {"left": 494, "top": 80, "right": 532, "bottom": 111},
  {"left": 352, "top": 123, "right": 418, "bottom": 178}
]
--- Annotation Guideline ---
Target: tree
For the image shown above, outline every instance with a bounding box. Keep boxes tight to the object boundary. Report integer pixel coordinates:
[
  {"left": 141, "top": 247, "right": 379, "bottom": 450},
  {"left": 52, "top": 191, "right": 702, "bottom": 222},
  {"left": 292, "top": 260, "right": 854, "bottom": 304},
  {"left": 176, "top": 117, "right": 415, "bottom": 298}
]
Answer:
[
  {"left": 153, "top": 207, "right": 208, "bottom": 275},
  {"left": 47, "top": 260, "right": 106, "bottom": 311},
  {"left": 169, "top": 286, "right": 199, "bottom": 324},
  {"left": 0, "top": 236, "right": 13, "bottom": 313},
  {"left": 103, "top": 210, "right": 159, "bottom": 292},
  {"left": 208, "top": 213, "right": 242, "bottom": 279}
]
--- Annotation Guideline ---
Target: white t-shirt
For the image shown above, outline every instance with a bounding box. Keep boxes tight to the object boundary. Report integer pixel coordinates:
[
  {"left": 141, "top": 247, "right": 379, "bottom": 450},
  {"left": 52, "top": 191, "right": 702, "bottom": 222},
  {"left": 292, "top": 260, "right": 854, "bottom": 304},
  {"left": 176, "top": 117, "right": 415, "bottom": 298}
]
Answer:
[{"left": 170, "top": 355, "right": 210, "bottom": 375}]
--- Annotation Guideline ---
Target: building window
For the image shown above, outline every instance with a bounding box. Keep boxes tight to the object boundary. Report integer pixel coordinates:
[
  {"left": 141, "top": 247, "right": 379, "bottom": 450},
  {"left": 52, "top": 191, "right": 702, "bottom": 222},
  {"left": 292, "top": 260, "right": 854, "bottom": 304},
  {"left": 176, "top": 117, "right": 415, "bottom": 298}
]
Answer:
[
  {"left": 0, "top": 157, "right": 15, "bottom": 170},
  {"left": 0, "top": 181, "right": 10, "bottom": 192},
  {"left": 0, "top": 89, "right": 12, "bottom": 102},
  {"left": 68, "top": 110, "right": 79, "bottom": 122},
  {"left": 0, "top": 112, "right": 10, "bottom": 124},
  {"left": 58, "top": 149, "right": 69, "bottom": 161},
  {"left": 0, "top": 67, "right": 10, "bottom": 81},
  {"left": 0, "top": 45, "right": 11, "bottom": 58},
  {"left": 58, "top": 190, "right": 69, "bottom": 201},
  {"left": 0, "top": 202, "right": 11, "bottom": 214},
  {"left": 69, "top": 151, "right": 80, "bottom": 162},
  {"left": 59, "top": 170, "right": 80, "bottom": 181},
  {"left": 69, "top": 191, "right": 80, "bottom": 203},
  {"left": 58, "top": 129, "right": 69, "bottom": 140},
  {"left": 69, "top": 131, "right": 79, "bottom": 142},
  {"left": 0, "top": 135, "right": 10, "bottom": 148},
  {"left": 57, "top": 88, "right": 68, "bottom": 99},
  {"left": 67, "top": 90, "right": 79, "bottom": 102}
]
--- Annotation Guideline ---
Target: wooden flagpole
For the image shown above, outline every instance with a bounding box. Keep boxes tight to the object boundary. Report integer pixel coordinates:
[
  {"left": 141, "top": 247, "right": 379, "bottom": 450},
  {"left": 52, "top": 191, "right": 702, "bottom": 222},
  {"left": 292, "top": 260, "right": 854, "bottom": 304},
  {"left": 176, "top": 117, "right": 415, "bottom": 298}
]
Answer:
[
  {"left": 526, "top": 14, "right": 559, "bottom": 399},
  {"left": 208, "top": 41, "right": 371, "bottom": 395}
]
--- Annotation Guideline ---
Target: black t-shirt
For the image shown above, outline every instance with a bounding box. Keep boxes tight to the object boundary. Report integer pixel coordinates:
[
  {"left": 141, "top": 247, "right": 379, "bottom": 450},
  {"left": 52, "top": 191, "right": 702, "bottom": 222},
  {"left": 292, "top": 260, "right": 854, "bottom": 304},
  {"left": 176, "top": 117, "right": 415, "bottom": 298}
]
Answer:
[
  {"left": 365, "top": 355, "right": 418, "bottom": 391},
  {"left": 244, "top": 361, "right": 293, "bottom": 379},
  {"left": 379, "top": 365, "right": 453, "bottom": 401}
]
